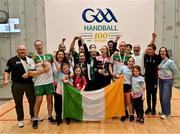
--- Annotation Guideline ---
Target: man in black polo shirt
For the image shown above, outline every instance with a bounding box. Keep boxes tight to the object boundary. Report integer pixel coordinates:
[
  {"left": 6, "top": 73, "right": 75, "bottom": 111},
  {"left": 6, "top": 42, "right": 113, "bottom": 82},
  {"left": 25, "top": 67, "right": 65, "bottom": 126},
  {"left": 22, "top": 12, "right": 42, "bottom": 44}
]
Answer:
[
  {"left": 3, "top": 45, "right": 35, "bottom": 128},
  {"left": 144, "top": 41, "right": 161, "bottom": 115}
]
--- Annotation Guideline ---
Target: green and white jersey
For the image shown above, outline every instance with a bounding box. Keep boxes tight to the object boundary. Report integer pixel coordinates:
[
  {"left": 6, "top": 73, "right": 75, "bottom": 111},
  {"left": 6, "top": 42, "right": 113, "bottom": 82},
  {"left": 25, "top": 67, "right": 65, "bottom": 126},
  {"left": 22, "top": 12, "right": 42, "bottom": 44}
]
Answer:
[
  {"left": 110, "top": 52, "right": 130, "bottom": 73},
  {"left": 33, "top": 53, "right": 54, "bottom": 86}
]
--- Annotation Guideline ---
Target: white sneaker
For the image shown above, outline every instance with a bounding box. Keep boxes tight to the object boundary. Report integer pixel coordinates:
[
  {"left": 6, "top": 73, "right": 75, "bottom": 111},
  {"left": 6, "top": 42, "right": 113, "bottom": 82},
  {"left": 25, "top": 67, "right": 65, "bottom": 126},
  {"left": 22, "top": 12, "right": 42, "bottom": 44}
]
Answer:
[
  {"left": 18, "top": 121, "right": 24, "bottom": 128},
  {"left": 160, "top": 114, "right": 167, "bottom": 119},
  {"left": 160, "top": 114, "right": 167, "bottom": 120},
  {"left": 160, "top": 114, "right": 171, "bottom": 120}
]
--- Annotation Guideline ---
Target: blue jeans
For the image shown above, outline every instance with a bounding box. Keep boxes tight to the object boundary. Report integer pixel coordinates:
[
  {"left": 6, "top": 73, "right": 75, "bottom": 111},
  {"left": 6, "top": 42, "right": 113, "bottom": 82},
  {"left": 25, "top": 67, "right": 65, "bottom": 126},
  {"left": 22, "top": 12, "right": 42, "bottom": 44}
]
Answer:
[{"left": 159, "top": 78, "right": 173, "bottom": 116}]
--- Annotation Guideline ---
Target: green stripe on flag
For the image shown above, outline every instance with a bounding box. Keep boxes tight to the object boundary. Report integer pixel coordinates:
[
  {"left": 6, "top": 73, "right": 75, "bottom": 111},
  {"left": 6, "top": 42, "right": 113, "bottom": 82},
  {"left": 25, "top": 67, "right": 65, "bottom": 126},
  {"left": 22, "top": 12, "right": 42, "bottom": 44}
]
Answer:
[{"left": 63, "top": 83, "right": 83, "bottom": 120}]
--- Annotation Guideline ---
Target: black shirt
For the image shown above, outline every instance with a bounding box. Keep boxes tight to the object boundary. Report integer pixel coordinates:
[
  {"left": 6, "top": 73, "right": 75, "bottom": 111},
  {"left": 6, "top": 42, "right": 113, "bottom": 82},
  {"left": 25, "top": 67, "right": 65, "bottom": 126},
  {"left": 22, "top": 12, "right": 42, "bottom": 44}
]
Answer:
[
  {"left": 5, "top": 56, "right": 33, "bottom": 83},
  {"left": 144, "top": 54, "right": 161, "bottom": 81}
]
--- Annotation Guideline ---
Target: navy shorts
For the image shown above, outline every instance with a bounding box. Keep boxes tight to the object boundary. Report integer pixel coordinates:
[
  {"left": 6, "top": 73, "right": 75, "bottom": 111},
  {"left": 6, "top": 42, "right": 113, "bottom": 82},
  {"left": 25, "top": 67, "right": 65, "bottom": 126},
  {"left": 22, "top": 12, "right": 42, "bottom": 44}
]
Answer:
[{"left": 123, "top": 84, "right": 131, "bottom": 93}]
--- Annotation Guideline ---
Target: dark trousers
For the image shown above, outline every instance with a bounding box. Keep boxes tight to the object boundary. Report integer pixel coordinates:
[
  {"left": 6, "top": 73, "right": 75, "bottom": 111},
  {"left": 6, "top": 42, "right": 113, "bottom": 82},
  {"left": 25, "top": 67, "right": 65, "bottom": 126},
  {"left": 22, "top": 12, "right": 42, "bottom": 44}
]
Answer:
[
  {"left": 145, "top": 81, "right": 157, "bottom": 111},
  {"left": 54, "top": 92, "right": 62, "bottom": 120},
  {"left": 85, "top": 80, "right": 98, "bottom": 91},
  {"left": 11, "top": 82, "right": 35, "bottom": 121},
  {"left": 133, "top": 96, "right": 144, "bottom": 118}
]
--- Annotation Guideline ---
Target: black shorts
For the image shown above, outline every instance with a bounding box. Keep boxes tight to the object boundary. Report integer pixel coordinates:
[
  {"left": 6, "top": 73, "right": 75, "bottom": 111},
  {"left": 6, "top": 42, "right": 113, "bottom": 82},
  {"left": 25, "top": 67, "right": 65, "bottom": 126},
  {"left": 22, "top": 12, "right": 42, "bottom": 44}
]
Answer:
[{"left": 123, "top": 84, "right": 131, "bottom": 93}]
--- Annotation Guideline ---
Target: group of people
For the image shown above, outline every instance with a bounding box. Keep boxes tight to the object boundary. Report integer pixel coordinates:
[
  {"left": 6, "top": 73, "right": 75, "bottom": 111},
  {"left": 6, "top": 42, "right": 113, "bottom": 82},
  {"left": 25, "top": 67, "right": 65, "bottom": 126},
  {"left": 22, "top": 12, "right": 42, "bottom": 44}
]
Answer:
[{"left": 2, "top": 33, "right": 177, "bottom": 129}]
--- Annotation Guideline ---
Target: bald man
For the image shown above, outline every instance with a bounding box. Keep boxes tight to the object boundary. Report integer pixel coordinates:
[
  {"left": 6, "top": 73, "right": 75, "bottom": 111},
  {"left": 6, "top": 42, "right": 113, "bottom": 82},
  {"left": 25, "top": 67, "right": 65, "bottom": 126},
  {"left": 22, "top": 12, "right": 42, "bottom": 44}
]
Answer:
[
  {"left": 3, "top": 45, "right": 36, "bottom": 128},
  {"left": 132, "top": 44, "right": 145, "bottom": 75}
]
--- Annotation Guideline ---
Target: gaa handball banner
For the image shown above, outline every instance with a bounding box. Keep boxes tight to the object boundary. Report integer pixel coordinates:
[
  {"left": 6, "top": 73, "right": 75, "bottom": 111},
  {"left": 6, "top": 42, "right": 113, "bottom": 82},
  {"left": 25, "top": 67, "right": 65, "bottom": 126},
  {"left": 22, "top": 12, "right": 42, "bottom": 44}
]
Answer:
[{"left": 45, "top": 0, "right": 154, "bottom": 52}]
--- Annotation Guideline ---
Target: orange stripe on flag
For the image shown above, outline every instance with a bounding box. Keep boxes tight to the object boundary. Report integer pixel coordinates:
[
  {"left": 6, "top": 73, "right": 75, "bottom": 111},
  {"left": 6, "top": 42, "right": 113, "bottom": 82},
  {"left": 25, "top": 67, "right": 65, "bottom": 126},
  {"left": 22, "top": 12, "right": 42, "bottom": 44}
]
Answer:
[{"left": 104, "top": 77, "right": 125, "bottom": 119}]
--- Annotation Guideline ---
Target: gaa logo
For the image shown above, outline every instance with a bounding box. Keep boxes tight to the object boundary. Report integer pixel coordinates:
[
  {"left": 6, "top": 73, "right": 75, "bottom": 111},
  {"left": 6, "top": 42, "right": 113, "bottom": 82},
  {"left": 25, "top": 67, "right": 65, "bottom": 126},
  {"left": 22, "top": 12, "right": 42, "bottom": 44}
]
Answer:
[{"left": 82, "top": 8, "right": 118, "bottom": 23}]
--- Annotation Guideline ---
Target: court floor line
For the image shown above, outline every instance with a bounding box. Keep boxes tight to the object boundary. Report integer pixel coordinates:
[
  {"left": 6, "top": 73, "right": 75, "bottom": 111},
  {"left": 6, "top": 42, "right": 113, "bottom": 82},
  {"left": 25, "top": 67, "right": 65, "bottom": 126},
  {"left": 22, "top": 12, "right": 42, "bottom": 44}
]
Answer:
[
  {"left": 0, "top": 105, "right": 15, "bottom": 118},
  {"left": 0, "top": 98, "right": 180, "bottom": 121},
  {"left": 1, "top": 115, "right": 180, "bottom": 121}
]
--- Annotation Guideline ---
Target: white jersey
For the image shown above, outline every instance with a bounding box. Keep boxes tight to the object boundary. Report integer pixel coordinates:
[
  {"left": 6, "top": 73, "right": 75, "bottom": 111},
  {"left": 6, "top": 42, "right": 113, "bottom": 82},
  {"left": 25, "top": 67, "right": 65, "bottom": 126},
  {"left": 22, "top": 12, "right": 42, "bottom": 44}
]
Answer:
[
  {"left": 132, "top": 53, "right": 145, "bottom": 75},
  {"left": 33, "top": 54, "right": 54, "bottom": 86}
]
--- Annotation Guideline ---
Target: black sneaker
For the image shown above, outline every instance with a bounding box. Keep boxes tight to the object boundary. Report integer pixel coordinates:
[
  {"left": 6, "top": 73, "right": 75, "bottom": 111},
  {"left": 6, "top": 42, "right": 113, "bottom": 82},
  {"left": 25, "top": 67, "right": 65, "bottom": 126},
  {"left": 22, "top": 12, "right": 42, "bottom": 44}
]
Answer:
[
  {"left": 120, "top": 116, "right": 127, "bottom": 122},
  {"left": 32, "top": 120, "right": 38, "bottom": 129},
  {"left": 129, "top": 115, "right": 134, "bottom": 121},
  {"left": 139, "top": 117, "right": 144, "bottom": 124},
  {"left": 57, "top": 119, "right": 62, "bottom": 126},
  {"left": 151, "top": 110, "right": 156, "bottom": 115},
  {"left": 136, "top": 117, "right": 140, "bottom": 122},
  {"left": 48, "top": 117, "right": 56, "bottom": 125},
  {"left": 145, "top": 109, "right": 151, "bottom": 115},
  {"left": 66, "top": 118, "right": 71, "bottom": 125},
  {"left": 56, "top": 116, "right": 62, "bottom": 126}
]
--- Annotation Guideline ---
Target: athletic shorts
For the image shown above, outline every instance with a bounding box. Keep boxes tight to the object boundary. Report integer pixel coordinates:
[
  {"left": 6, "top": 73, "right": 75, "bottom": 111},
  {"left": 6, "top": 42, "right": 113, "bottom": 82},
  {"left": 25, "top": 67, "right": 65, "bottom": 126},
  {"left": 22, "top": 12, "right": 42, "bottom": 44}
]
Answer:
[
  {"left": 123, "top": 84, "right": 131, "bottom": 93},
  {"left": 35, "top": 83, "right": 54, "bottom": 96}
]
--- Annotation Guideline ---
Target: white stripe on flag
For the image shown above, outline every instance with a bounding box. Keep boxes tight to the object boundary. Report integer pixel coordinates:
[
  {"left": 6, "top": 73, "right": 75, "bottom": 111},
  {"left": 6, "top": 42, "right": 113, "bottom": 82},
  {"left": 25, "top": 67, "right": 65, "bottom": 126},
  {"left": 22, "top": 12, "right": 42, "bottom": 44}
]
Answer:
[{"left": 82, "top": 88, "right": 105, "bottom": 121}]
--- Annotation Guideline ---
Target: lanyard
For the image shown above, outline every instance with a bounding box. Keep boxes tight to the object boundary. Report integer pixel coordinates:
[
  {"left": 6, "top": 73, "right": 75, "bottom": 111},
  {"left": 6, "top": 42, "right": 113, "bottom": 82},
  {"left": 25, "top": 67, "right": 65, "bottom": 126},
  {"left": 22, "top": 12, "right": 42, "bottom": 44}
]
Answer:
[
  {"left": 18, "top": 56, "right": 30, "bottom": 72},
  {"left": 119, "top": 52, "right": 126, "bottom": 64},
  {"left": 80, "top": 63, "right": 83, "bottom": 68},
  {"left": 37, "top": 54, "right": 46, "bottom": 62},
  {"left": 102, "top": 57, "right": 107, "bottom": 68},
  {"left": 159, "top": 58, "right": 169, "bottom": 69}
]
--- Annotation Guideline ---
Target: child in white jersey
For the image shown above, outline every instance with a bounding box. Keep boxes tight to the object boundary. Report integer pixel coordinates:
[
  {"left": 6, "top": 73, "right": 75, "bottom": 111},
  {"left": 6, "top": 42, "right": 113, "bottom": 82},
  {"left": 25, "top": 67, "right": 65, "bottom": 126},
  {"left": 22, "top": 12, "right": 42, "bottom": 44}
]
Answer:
[{"left": 131, "top": 65, "right": 145, "bottom": 124}]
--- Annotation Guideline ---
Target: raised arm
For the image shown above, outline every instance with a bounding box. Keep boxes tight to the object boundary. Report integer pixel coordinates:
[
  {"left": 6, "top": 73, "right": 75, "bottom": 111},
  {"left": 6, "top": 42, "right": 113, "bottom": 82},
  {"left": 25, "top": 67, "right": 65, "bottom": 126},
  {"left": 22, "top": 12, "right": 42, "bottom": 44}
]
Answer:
[
  {"left": 114, "top": 35, "right": 120, "bottom": 44},
  {"left": 149, "top": 33, "right": 157, "bottom": 45},
  {"left": 69, "top": 36, "right": 79, "bottom": 52},
  {"left": 52, "top": 51, "right": 60, "bottom": 71},
  {"left": 114, "top": 35, "right": 120, "bottom": 50}
]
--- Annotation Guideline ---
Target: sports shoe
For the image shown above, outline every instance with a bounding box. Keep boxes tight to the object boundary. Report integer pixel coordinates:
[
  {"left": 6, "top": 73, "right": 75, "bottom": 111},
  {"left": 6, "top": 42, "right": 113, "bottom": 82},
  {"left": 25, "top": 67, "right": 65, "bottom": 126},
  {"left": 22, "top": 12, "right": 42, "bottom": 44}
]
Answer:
[
  {"left": 18, "top": 121, "right": 24, "bottom": 128},
  {"left": 160, "top": 114, "right": 171, "bottom": 120},
  {"left": 31, "top": 117, "right": 44, "bottom": 122},
  {"left": 32, "top": 120, "right": 38, "bottom": 129},
  {"left": 139, "top": 118, "right": 144, "bottom": 124},
  {"left": 151, "top": 110, "right": 156, "bottom": 115},
  {"left": 160, "top": 114, "right": 167, "bottom": 119},
  {"left": 145, "top": 109, "right": 151, "bottom": 114},
  {"left": 48, "top": 117, "right": 56, "bottom": 124},
  {"left": 136, "top": 117, "right": 140, "bottom": 122},
  {"left": 56, "top": 116, "right": 62, "bottom": 126},
  {"left": 129, "top": 115, "right": 134, "bottom": 121},
  {"left": 120, "top": 116, "right": 127, "bottom": 122},
  {"left": 66, "top": 118, "right": 71, "bottom": 125}
]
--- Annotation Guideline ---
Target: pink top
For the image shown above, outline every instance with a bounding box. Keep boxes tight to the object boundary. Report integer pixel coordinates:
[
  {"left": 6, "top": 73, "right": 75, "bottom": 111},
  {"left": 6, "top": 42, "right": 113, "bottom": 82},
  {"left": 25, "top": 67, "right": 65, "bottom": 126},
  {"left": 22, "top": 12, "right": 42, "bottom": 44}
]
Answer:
[{"left": 73, "top": 76, "right": 87, "bottom": 90}]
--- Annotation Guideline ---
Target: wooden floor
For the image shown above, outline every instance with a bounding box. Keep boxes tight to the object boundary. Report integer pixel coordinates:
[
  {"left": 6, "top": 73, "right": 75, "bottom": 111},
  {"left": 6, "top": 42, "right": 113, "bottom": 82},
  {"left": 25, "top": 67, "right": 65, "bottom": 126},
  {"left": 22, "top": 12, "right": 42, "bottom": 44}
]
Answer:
[{"left": 0, "top": 88, "right": 180, "bottom": 134}]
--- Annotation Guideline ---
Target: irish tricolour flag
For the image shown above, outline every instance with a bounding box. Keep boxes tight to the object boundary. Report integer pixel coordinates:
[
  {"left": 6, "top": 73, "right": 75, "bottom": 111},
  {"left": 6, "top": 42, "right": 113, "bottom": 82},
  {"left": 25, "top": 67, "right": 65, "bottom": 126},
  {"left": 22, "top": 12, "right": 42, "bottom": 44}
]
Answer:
[{"left": 63, "top": 77, "right": 125, "bottom": 121}]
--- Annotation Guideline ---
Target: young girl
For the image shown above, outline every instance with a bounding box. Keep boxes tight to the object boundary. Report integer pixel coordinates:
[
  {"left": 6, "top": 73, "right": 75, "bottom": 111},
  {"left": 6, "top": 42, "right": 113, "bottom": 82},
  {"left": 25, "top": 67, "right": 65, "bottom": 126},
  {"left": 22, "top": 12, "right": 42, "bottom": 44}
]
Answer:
[
  {"left": 60, "top": 63, "right": 73, "bottom": 87},
  {"left": 117, "top": 57, "right": 134, "bottom": 122},
  {"left": 73, "top": 65, "right": 87, "bottom": 91},
  {"left": 58, "top": 63, "right": 73, "bottom": 125},
  {"left": 131, "top": 65, "right": 145, "bottom": 124},
  {"left": 54, "top": 63, "right": 73, "bottom": 125}
]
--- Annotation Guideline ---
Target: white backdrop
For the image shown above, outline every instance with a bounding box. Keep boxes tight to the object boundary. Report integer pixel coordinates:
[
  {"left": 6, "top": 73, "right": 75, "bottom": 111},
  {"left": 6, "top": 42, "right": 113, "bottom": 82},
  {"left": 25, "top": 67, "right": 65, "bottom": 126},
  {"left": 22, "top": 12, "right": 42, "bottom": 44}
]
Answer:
[{"left": 45, "top": 0, "right": 154, "bottom": 53}]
